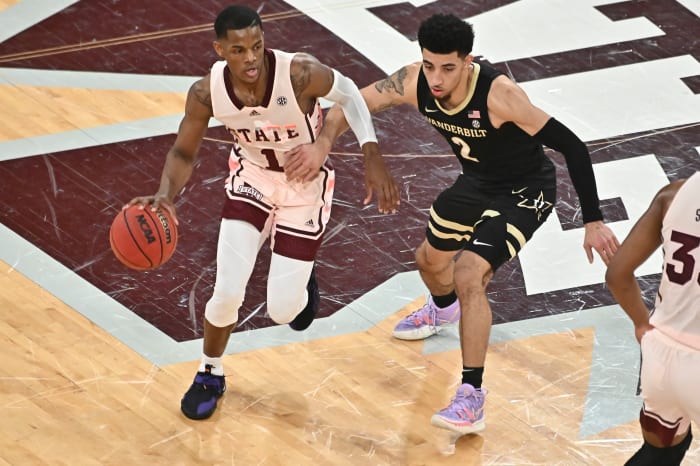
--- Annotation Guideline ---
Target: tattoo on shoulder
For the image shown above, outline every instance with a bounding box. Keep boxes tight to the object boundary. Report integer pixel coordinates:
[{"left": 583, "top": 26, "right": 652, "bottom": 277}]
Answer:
[
  {"left": 192, "top": 80, "right": 212, "bottom": 109},
  {"left": 375, "top": 67, "right": 407, "bottom": 95},
  {"left": 291, "top": 63, "right": 312, "bottom": 101}
]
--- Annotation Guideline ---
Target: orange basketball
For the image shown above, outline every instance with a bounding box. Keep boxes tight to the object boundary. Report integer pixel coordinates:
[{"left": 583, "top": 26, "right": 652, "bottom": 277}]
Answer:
[{"left": 109, "top": 205, "right": 178, "bottom": 270}]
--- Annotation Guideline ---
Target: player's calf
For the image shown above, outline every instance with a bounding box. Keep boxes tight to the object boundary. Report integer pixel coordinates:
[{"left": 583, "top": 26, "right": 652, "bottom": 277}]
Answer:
[{"left": 289, "top": 268, "right": 320, "bottom": 331}]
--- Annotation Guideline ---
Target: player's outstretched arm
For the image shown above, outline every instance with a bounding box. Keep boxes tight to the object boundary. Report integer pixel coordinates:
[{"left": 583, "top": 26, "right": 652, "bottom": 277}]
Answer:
[
  {"left": 127, "top": 76, "right": 213, "bottom": 223},
  {"left": 349, "top": 66, "right": 422, "bottom": 213},
  {"left": 284, "top": 56, "right": 411, "bottom": 213},
  {"left": 489, "top": 77, "right": 620, "bottom": 264}
]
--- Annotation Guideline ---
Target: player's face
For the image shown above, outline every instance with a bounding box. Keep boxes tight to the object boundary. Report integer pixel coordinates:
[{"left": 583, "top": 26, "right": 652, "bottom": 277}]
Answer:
[
  {"left": 213, "top": 26, "right": 265, "bottom": 84},
  {"left": 421, "top": 50, "right": 471, "bottom": 102}
]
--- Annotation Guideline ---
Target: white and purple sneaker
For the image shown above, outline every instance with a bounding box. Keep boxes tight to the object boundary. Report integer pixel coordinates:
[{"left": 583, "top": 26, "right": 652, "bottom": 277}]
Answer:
[
  {"left": 392, "top": 295, "right": 460, "bottom": 340},
  {"left": 431, "top": 383, "right": 486, "bottom": 435}
]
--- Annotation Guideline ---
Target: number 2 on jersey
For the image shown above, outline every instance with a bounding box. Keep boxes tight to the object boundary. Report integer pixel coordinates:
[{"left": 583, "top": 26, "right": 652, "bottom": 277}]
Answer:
[{"left": 451, "top": 137, "right": 479, "bottom": 163}]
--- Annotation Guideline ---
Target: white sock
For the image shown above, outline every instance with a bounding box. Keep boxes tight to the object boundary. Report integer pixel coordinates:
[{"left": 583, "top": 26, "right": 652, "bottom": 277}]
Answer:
[{"left": 199, "top": 354, "right": 224, "bottom": 375}]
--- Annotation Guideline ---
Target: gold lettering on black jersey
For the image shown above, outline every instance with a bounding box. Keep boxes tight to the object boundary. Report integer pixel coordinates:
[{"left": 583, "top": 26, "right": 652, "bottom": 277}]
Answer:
[{"left": 425, "top": 116, "right": 487, "bottom": 138}]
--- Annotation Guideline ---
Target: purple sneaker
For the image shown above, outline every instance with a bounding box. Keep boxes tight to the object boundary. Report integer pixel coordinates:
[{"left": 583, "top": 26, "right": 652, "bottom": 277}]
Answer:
[
  {"left": 392, "top": 295, "right": 460, "bottom": 340},
  {"left": 431, "top": 384, "right": 486, "bottom": 435}
]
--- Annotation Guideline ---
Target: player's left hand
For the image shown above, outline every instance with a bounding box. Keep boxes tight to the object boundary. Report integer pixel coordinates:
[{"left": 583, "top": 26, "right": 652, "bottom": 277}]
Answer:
[
  {"left": 634, "top": 322, "right": 655, "bottom": 344},
  {"left": 583, "top": 220, "right": 620, "bottom": 265},
  {"left": 284, "top": 143, "right": 327, "bottom": 183}
]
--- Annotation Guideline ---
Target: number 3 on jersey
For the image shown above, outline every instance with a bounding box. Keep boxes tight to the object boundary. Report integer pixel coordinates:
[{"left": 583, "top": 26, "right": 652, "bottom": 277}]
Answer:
[{"left": 667, "top": 230, "right": 700, "bottom": 286}]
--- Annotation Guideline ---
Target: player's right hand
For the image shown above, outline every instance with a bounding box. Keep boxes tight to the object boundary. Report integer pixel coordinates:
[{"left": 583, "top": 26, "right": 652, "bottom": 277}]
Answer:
[
  {"left": 125, "top": 194, "right": 178, "bottom": 225},
  {"left": 362, "top": 144, "right": 400, "bottom": 214}
]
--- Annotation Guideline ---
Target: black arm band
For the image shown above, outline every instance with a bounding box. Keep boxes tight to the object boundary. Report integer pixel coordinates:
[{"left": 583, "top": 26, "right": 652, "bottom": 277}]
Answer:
[{"left": 534, "top": 118, "right": 603, "bottom": 223}]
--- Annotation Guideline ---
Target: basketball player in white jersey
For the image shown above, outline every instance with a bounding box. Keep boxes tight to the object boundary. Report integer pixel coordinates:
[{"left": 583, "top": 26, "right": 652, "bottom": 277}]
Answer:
[
  {"left": 606, "top": 171, "right": 700, "bottom": 465},
  {"left": 128, "top": 5, "right": 399, "bottom": 420}
]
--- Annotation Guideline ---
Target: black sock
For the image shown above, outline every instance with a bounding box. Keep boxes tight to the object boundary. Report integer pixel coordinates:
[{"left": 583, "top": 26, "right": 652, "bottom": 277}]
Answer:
[
  {"left": 433, "top": 291, "right": 457, "bottom": 308},
  {"left": 462, "top": 367, "right": 484, "bottom": 389},
  {"left": 625, "top": 428, "right": 692, "bottom": 466}
]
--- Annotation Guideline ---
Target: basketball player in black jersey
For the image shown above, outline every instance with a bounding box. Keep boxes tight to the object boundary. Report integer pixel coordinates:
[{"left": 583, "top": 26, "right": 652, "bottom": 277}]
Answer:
[{"left": 286, "top": 13, "right": 619, "bottom": 436}]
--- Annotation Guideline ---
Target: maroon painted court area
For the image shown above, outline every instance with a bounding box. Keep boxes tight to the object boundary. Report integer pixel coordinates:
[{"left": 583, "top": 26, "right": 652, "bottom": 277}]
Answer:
[{"left": 1, "top": 0, "right": 698, "bottom": 341}]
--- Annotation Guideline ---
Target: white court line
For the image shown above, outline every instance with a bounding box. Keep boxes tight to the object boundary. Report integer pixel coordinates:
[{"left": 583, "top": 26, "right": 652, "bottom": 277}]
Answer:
[{"left": 0, "top": 0, "right": 78, "bottom": 43}]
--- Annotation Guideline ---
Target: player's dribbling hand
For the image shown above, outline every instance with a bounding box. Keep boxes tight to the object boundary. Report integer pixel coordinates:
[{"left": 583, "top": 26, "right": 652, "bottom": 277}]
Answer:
[
  {"left": 125, "top": 194, "right": 178, "bottom": 225},
  {"left": 583, "top": 220, "right": 620, "bottom": 265}
]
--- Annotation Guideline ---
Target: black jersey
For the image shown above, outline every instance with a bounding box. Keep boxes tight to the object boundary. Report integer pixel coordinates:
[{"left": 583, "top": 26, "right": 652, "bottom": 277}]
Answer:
[{"left": 417, "top": 62, "right": 552, "bottom": 183}]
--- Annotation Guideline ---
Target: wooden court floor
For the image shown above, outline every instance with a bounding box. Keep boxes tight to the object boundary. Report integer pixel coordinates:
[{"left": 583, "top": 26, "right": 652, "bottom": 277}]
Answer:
[
  {"left": 2, "top": 1, "right": 700, "bottom": 464},
  {"left": 2, "top": 260, "right": 699, "bottom": 465}
]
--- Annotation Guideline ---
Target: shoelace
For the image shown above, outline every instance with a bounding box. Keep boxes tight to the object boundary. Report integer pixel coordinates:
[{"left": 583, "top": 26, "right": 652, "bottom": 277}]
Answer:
[
  {"left": 194, "top": 374, "right": 222, "bottom": 392},
  {"left": 409, "top": 303, "right": 438, "bottom": 333},
  {"left": 449, "top": 389, "right": 483, "bottom": 420}
]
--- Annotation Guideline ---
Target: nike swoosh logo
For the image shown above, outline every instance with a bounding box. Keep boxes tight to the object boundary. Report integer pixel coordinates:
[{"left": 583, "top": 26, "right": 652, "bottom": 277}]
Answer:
[
  {"left": 511, "top": 187, "right": 527, "bottom": 194},
  {"left": 424, "top": 107, "right": 440, "bottom": 113},
  {"left": 472, "top": 239, "right": 493, "bottom": 247}
]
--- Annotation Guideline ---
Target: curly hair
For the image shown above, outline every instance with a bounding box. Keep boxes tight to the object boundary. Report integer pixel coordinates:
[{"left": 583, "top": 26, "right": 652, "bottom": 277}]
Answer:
[
  {"left": 214, "top": 5, "right": 263, "bottom": 38},
  {"left": 418, "top": 14, "right": 474, "bottom": 57}
]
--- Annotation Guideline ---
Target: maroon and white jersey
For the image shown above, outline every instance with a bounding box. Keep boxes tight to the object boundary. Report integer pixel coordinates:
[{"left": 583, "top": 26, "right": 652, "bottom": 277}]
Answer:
[
  {"left": 210, "top": 49, "right": 323, "bottom": 171},
  {"left": 651, "top": 171, "right": 700, "bottom": 350}
]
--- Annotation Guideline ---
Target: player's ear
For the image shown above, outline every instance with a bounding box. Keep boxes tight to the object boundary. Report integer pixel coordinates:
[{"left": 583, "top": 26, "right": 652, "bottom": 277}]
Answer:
[
  {"left": 464, "top": 54, "right": 474, "bottom": 69},
  {"left": 212, "top": 40, "right": 224, "bottom": 58}
]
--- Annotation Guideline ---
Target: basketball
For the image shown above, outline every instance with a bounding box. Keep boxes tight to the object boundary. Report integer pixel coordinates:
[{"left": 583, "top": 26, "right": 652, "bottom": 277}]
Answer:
[{"left": 109, "top": 205, "right": 178, "bottom": 270}]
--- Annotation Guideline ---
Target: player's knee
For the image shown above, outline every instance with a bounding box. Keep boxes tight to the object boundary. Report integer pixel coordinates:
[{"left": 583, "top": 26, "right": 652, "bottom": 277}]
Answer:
[
  {"left": 204, "top": 288, "right": 243, "bottom": 327},
  {"left": 414, "top": 243, "right": 429, "bottom": 269},
  {"left": 267, "top": 291, "right": 304, "bottom": 324},
  {"left": 415, "top": 242, "right": 448, "bottom": 274},
  {"left": 625, "top": 427, "right": 692, "bottom": 466},
  {"left": 454, "top": 253, "right": 492, "bottom": 290}
]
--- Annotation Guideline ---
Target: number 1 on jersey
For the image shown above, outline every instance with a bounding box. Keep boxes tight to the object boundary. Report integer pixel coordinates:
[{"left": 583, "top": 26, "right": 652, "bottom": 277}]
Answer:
[{"left": 261, "top": 148, "right": 282, "bottom": 171}]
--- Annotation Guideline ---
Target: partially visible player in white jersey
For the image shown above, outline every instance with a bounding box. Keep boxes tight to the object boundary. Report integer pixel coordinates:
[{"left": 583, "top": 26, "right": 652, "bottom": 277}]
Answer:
[
  {"left": 607, "top": 171, "right": 700, "bottom": 465},
  {"left": 128, "top": 5, "right": 400, "bottom": 421}
]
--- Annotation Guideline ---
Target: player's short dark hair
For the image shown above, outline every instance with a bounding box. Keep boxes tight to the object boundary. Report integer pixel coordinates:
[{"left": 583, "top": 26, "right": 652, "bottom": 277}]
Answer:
[
  {"left": 214, "top": 5, "right": 263, "bottom": 38},
  {"left": 418, "top": 14, "right": 474, "bottom": 57}
]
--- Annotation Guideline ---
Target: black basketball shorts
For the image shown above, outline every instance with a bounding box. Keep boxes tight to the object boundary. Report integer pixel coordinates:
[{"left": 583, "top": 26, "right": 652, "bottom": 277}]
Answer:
[{"left": 426, "top": 168, "right": 556, "bottom": 271}]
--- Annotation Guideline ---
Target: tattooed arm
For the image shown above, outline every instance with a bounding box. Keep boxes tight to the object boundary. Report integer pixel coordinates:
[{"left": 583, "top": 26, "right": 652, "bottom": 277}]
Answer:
[
  {"left": 289, "top": 53, "right": 333, "bottom": 114},
  {"left": 302, "top": 62, "right": 422, "bottom": 155},
  {"left": 127, "top": 75, "right": 214, "bottom": 220},
  {"left": 285, "top": 56, "right": 406, "bottom": 213},
  {"left": 363, "top": 62, "right": 421, "bottom": 113},
  {"left": 290, "top": 52, "right": 383, "bottom": 147}
]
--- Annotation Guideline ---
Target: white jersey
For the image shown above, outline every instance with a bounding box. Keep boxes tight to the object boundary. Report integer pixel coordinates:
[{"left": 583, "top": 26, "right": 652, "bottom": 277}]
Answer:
[
  {"left": 210, "top": 49, "right": 323, "bottom": 170},
  {"left": 651, "top": 171, "right": 700, "bottom": 350}
]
